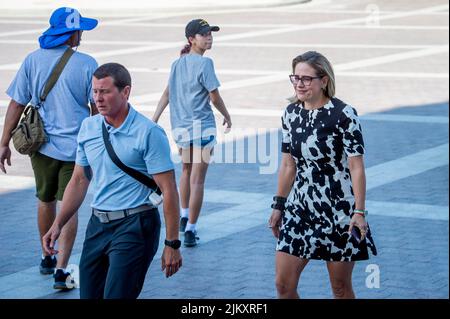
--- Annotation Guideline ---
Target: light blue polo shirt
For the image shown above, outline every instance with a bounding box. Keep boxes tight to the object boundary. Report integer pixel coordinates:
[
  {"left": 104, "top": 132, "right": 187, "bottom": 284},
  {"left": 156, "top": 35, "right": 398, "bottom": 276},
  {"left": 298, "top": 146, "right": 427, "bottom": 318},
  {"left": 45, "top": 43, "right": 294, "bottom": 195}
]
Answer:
[
  {"left": 6, "top": 45, "right": 97, "bottom": 162},
  {"left": 76, "top": 105, "right": 174, "bottom": 211},
  {"left": 168, "top": 53, "right": 220, "bottom": 144}
]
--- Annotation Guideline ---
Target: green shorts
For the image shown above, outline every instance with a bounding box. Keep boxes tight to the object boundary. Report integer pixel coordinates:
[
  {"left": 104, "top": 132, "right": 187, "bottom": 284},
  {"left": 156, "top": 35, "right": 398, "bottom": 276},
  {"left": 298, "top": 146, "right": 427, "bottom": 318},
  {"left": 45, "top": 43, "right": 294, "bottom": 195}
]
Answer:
[{"left": 30, "top": 152, "right": 75, "bottom": 202}]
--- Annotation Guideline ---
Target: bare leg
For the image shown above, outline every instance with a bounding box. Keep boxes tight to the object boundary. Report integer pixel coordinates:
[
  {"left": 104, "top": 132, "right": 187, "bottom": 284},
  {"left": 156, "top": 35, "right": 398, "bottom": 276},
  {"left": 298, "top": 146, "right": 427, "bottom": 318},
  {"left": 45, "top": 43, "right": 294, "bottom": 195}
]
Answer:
[
  {"left": 38, "top": 200, "right": 78, "bottom": 268},
  {"left": 180, "top": 147, "right": 193, "bottom": 210},
  {"left": 326, "top": 261, "right": 356, "bottom": 299},
  {"left": 179, "top": 162, "right": 192, "bottom": 210},
  {"left": 38, "top": 200, "right": 57, "bottom": 257},
  {"left": 275, "top": 251, "right": 309, "bottom": 299},
  {"left": 55, "top": 201, "right": 78, "bottom": 269},
  {"left": 188, "top": 147, "right": 211, "bottom": 224}
]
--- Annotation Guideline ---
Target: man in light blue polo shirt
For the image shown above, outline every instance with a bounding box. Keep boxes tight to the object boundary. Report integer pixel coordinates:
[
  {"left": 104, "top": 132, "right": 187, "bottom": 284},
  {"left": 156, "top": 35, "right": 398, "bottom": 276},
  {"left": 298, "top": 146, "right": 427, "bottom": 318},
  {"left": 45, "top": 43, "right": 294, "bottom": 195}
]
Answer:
[
  {"left": 0, "top": 7, "right": 98, "bottom": 290},
  {"left": 43, "top": 63, "right": 182, "bottom": 299}
]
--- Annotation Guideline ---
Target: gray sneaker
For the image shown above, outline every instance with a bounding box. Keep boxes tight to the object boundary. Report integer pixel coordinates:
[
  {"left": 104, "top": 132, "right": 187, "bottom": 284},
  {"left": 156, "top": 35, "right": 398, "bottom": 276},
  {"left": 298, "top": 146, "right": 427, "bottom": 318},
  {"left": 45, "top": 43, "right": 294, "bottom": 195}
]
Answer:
[
  {"left": 179, "top": 217, "right": 188, "bottom": 232},
  {"left": 184, "top": 230, "right": 199, "bottom": 247}
]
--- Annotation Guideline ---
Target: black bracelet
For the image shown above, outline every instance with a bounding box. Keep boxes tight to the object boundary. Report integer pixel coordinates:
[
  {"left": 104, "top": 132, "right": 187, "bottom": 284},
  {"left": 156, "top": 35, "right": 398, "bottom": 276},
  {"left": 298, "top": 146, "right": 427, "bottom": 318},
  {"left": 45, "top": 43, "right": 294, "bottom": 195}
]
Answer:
[
  {"left": 273, "top": 196, "right": 287, "bottom": 203},
  {"left": 272, "top": 196, "right": 287, "bottom": 211},
  {"left": 271, "top": 202, "right": 285, "bottom": 211}
]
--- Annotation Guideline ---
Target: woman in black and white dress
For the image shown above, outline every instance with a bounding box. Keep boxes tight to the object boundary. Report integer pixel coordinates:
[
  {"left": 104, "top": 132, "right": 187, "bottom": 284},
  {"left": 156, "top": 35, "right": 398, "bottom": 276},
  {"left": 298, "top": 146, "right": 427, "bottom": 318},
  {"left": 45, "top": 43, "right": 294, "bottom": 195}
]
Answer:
[{"left": 268, "top": 51, "right": 377, "bottom": 299}]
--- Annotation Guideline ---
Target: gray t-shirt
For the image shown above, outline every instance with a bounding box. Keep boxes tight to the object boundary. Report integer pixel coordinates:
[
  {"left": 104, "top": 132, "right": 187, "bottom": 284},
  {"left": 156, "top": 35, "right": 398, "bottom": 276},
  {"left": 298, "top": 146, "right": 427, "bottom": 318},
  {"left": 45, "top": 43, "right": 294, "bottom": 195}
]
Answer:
[{"left": 168, "top": 53, "right": 220, "bottom": 143}]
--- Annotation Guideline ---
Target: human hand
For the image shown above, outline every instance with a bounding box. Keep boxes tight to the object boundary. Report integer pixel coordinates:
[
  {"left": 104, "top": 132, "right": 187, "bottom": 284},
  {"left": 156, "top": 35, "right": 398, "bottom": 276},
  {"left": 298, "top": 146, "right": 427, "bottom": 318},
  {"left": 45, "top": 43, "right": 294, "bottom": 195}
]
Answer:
[
  {"left": 0, "top": 145, "right": 11, "bottom": 174},
  {"left": 268, "top": 209, "right": 282, "bottom": 238},
  {"left": 348, "top": 214, "right": 368, "bottom": 242},
  {"left": 223, "top": 116, "right": 232, "bottom": 133},
  {"left": 161, "top": 247, "right": 182, "bottom": 278},
  {"left": 42, "top": 224, "right": 61, "bottom": 256}
]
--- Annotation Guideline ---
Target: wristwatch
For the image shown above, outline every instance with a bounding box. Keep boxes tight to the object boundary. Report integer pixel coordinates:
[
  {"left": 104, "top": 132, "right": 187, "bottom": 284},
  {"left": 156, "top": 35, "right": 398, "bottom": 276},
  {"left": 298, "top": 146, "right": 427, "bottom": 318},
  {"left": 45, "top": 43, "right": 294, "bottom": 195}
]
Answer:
[{"left": 164, "top": 239, "right": 181, "bottom": 249}]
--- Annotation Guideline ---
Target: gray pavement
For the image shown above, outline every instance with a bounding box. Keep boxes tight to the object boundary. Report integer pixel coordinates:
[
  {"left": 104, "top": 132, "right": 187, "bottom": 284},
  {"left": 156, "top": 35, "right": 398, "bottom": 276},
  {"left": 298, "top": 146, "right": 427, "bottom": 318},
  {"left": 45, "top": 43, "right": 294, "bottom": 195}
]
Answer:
[
  {"left": 0, "top": 0, "right": 310, "bottom": 16},
  {"left": 0, "top": 0, "right": 448, "bottom": 299}
]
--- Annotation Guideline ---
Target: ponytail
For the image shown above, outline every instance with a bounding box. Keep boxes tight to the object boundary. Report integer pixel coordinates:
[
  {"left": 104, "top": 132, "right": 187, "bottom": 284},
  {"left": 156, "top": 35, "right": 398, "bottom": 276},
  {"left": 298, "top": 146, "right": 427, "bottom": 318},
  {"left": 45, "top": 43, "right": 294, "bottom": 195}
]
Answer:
[{"left": 180, "top": 43, "right": 191, "bottom": 56}]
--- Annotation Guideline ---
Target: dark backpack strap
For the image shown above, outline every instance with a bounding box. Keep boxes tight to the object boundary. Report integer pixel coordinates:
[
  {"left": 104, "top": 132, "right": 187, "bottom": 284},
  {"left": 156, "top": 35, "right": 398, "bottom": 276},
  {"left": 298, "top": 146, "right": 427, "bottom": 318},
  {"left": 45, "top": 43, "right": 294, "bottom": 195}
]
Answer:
[
  {"left": 40, "top": 47, "right": 75, "bottom": 102},
  {"left": 101, "top": 121, "right": 162, "bottom": 195}
]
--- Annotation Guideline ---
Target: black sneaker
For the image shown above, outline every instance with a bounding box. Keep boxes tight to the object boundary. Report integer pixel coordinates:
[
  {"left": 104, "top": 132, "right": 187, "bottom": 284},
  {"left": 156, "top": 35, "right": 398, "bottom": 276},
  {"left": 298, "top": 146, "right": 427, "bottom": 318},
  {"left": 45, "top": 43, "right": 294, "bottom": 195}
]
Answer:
[
  {"left": 39, "top": 256, "right": 56, "bottom": 275},
  {"left": 184, "top": 230, "right": 199, "bottom": 247},
  {"left": 53, "top": 269, "right": 76, "bottom": 290},
  {"left": 179, "top": 217, "right": 188, "bottom": 232}
]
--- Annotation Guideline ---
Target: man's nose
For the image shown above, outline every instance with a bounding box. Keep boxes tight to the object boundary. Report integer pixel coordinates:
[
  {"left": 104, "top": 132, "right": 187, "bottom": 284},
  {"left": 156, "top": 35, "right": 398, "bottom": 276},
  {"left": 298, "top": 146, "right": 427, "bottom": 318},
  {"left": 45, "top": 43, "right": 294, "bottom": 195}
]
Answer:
[{"left": 95, "top": 93, "right": 103, "bottom": 101}]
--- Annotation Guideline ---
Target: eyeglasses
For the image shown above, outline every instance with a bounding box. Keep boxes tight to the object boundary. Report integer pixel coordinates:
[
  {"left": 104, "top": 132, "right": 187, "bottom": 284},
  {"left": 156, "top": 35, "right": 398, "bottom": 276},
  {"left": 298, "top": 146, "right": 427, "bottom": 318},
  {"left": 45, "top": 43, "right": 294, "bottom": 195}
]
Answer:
[{"left": 289, "top": 75, "right": 323, "bottom": 86}]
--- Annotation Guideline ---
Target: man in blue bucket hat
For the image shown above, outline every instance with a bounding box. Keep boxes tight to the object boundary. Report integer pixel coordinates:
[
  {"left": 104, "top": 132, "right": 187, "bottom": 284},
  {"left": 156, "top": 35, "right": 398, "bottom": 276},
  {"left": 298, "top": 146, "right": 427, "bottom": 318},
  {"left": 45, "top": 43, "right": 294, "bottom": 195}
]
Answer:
[
  {"left": 39, "top": 7, "right": 98, "bottom": 49},
  {"left": 0, "top": 7, "right": 99, "bottom": 290}
]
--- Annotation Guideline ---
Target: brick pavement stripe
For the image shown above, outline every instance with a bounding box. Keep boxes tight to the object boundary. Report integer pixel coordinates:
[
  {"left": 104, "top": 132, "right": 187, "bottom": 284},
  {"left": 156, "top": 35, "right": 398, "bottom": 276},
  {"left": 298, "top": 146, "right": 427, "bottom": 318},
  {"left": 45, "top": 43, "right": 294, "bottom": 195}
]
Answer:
[
  {"left": 360, "top": 114, "right": 448, "bottom": 124},
  {"left": 365, "top": 143, "right": 448, "bottom": 190},
  {"left": 365, "top": 200, "right": 448, "bottom": 220}
]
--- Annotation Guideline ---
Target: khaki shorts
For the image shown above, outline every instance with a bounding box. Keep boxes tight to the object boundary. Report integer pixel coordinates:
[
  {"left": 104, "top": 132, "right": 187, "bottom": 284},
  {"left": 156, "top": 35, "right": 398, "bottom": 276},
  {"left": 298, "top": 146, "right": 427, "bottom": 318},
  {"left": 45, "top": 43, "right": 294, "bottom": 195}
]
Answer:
[{"left": 30, "top": 152, "right": 75, "bottom": 202}]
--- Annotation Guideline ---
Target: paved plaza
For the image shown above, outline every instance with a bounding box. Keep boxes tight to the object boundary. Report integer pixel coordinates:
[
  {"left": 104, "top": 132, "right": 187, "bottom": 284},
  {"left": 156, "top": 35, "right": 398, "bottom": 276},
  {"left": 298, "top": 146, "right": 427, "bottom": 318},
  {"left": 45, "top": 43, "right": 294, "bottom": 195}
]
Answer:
[{"left": 0, "top": 0, "right": 448, "bottom": 299}]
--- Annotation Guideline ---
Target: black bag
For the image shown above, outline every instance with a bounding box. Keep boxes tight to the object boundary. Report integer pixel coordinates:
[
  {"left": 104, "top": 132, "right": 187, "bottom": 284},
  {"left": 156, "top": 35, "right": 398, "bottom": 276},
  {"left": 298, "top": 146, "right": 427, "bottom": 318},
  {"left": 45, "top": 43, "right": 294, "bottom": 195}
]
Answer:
[
  {"left": 101, "top": 122, "right": 163, "bottom": 206},
  {"left": 11, "top": 48, "right": 74, "bottom": 155}
]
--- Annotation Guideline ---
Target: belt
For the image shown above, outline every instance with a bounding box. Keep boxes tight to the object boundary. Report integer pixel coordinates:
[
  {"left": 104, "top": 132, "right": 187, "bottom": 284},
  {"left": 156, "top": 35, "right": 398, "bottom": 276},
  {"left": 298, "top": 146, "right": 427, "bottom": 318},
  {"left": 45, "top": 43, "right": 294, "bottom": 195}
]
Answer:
[{"left": 93, "top": 204, "right": 154, "bottom": 223}]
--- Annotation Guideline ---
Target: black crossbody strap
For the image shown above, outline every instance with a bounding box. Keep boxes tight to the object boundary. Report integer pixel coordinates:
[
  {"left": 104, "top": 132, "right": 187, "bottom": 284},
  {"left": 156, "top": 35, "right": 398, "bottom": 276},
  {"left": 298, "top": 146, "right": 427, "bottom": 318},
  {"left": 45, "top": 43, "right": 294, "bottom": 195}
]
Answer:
[
  {"left": 40, "top": 47, "right": 75, "bottom": 102},
  {"left": 101, "top": 122, "right": 162, "bottom": 195}
]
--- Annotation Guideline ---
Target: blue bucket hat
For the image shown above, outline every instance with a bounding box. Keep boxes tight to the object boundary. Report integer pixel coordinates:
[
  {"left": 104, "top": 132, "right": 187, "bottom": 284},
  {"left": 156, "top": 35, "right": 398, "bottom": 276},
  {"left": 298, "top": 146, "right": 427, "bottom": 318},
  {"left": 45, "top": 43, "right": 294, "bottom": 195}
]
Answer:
[
  {"left": 39, "top": 7, "right": 98, "bottom": 49},
  {"left": 43, "top": 7, "right": 98, "bottom": 36}
]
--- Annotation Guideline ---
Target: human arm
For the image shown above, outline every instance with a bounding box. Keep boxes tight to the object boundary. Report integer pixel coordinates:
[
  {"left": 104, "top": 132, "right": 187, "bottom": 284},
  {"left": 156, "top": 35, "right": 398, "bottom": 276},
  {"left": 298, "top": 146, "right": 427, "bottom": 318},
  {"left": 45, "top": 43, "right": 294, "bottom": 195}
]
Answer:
[
  {"left": 42, "top": 165, "right": 91, "bottom": 255},
  {"left": 152, "top": 169, "right": 182, "bottom": 278},
  {"left": 348, "top": 155, "right": 368, "bottom": 241},
  {"left": 153, "top": 85, "right": 169, "bottom": 123},
  {"left": 339, "top": 106, "right": 368, "bottom": 240},
  {"left": 209, "top": 89, "right": 232, "bottom": 130},
  {"left": 268, "top": 152, "right": 296, "bottom": 238},
  {"left": 201, "top": 58, "right": 231, "bottom": 130},
  {"left": 0, "top": 99, "right": 26, "bottom": 174}
]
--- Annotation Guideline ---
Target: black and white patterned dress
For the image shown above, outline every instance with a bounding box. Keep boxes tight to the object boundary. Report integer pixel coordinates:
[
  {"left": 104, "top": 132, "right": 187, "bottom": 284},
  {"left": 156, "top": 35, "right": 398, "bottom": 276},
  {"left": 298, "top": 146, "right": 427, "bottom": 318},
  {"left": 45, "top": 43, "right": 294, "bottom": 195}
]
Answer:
[{"left": 277, "top": 97, "right": 377, "bottom": 261}]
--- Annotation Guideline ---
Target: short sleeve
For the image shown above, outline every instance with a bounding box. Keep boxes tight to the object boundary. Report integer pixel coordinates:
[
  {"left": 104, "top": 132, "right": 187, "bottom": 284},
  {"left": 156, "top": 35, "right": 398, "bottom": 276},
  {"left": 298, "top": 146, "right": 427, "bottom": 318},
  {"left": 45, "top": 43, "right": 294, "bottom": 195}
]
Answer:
[
  {"left": 339, "top": 106, "right": 365, "bottom": 157},
  {"left": 6, "top": 58, "right": 31, "bottom": 106},
  {"left": 75, "top": 120, "right": 89, "bottom": 166},
  {"left": 281, "top": 108, "right": 291, "bottom": 153},
  {"left": 143, "top": 126, "right": 175, "bottom": 175},
  {"left": 199, "top": 58, "right": 220, "bottom": 93}
]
